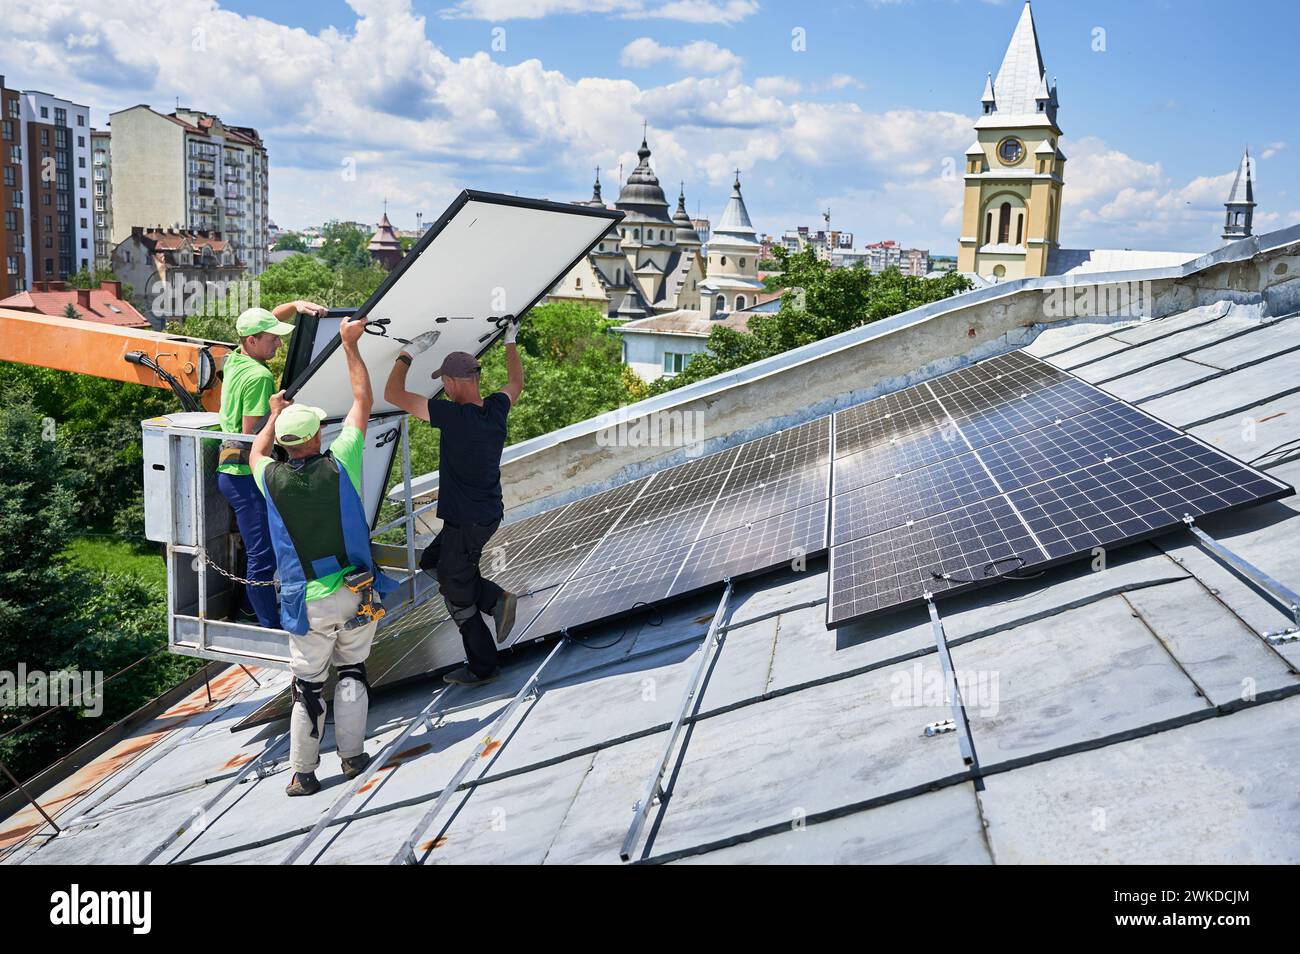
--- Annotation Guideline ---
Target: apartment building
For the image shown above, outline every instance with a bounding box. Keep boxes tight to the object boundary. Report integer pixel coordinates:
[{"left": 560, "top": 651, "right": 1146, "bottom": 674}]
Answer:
[
  {"left": 108, "top": 105, "right": 268, "bottom": 276},
  {"left": 0, "top": 78, "right": 95, "bottom": 292},
  {"left": 1, "top": 77, "right": 23, "bottom": 296},
  {"left": 23, "top": 90, "right": 95, "bottom": 285},
  {"left": 91, "top": 129, "right": 113, "bottom": 272},
  {"left": 780, "top": 225, "right": 854, "bottom": 261}
]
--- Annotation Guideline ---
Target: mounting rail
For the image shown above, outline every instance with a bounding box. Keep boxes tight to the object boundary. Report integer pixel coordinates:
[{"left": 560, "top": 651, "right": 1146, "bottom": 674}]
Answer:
[
  {"left": 620, "top": 579, "right": 733, "bottom": 863},
  {"left": 1183, "top": 515, "right": 1300, "bottom": 644},
  {"left": 391, "top": 639, "right": 566, "bottom": 865}
]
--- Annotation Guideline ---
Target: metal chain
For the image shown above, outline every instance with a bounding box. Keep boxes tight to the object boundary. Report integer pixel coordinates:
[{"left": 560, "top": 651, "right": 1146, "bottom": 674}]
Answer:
[{"left": 193, "top": 549, "right": 280, "bottom": 587}]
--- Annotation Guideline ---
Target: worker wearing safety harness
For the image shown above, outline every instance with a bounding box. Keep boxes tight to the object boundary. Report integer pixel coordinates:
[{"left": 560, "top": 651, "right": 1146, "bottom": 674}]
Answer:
[
  {"left": 250, "top": 315, "right": 396, "bottom": 797},
  {"left": 384, "top": 318, "right": 524, "bottom": 686},
  {"left": 216, "top": 301, "right": 328, "bottom": 628}
]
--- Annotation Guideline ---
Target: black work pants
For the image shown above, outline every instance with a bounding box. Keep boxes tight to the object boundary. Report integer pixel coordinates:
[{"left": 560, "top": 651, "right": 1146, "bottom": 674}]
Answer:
[{"left": 420, "top": 520, "right": 504, "bottom": 676}]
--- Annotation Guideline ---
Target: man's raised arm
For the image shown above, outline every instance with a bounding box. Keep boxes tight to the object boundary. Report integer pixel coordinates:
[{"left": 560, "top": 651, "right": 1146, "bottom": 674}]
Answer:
[
  {"left": 384, "top": 331, "right": 439, "bottom": 421},
  {"left": 249, "top": 391, "right": 289, "bottom": 473},
  {"left": 340, "top": 317, "right": 373, "bottom": 434},
  {"left": 501, "top": 317, "right": 524, "bottom": 406}
]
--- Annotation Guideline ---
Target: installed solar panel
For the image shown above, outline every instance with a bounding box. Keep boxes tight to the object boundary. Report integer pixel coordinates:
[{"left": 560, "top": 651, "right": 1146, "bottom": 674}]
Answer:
[
  {"left": 827, "top": 350, "right": 1294, "bottom": 626},
  {"left": 1009, "top": 435, "right": 1287, "bottom": 559},
  {"left": 830, "top": 450, "right": 999, "bottom": 544},
  {"left": 833, "top": 428, "right": 967, "bottom": 496},
  {"left": 834, "top": 390, "right": 947, "bottom": 459},
  {"left": 702, "top": 464, "right": 830, "bottom": 538},
  {"left": 561, "top": 475, "right": 653, "bottom": 520},
  {"left": 671, "top": 500, "right": 828, "bottom": 596},
  {"left": 942, "top": 376, "right": 1115, "bottom": 450},
  {"left": 734, "top": 417, "right": 828, "bottom": 465},
  {"left": 829, "top": 494, "right": 1042, "bottom": 620},
  {"left": 977, "top": 401, "right": 1181, "bottom": 493},
  {"left": 585, "top": 499, "right": 715, "bottom": 571}
]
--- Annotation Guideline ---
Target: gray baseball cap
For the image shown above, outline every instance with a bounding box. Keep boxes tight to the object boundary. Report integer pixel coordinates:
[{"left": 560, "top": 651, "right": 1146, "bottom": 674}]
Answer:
[{"left": 431, "top": 351, "right": 481, "bottom": 378}]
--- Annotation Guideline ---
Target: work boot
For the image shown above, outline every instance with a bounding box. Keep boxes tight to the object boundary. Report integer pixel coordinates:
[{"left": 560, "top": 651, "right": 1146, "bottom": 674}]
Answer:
[
  {"left": 285, "top": 771, "right": 321, "bottom": 797},
  {"left": 443, "top": 665, "right": 499, "bottom": 687},
  {"left": 492, "top": 591, "right": 519, "bottom": 645},
  {"left": 340, "top": 751, "right": 372, "bottom": 780}
]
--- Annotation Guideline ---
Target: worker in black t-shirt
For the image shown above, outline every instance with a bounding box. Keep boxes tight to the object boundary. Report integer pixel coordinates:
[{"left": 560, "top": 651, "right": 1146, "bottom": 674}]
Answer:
[{"left": 384, "top": 320, "right": 524, "bottom": 685}]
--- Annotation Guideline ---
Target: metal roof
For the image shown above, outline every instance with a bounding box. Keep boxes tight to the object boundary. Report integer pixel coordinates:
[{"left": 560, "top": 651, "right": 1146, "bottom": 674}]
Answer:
[{"left": 4, "top": 275, "right": 1299, "bottom": 864}]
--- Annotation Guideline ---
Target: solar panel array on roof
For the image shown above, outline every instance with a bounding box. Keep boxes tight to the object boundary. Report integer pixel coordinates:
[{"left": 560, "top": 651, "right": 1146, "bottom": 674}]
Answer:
[
  {"left": 234, "top": 418, "right": 832, "bottom": 730},
  {"left": 236, "top": 349, "right": 1293, "bottom": 731},
  {"left": 826, "top": 351, "right": 1293, "bottom": 625}
]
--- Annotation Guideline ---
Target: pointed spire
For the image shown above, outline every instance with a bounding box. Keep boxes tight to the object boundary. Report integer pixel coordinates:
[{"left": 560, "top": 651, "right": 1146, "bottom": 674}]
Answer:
[
  {"left": 987, "top": 0, "right": 1052, "bottom": 119},
  {"left": 591, "top": 165, "right": 602, "bottom": 204},
  {"left": 672, "top": 181, "right": 701, "bottom": 247},
  {"left": 981, "top": 72, "right": 996, "bottom": 108},
  {"left": 1222, "top": 147, "right": 1256, "bottom": 243},
  {"left": 1226, "top": 148, "right": 1254, "bottom": 205},
  {"left": 714, "top": 169, "right": 757, "bottom": 246}
]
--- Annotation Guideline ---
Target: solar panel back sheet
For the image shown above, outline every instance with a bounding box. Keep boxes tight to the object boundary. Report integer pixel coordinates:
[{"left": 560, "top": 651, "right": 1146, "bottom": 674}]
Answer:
[
  {"left": 825, "top": 350, "right": 1294, "bottom": 626},
  {"left": 284, "top": 191, "right": 622, "bottom": 420}
]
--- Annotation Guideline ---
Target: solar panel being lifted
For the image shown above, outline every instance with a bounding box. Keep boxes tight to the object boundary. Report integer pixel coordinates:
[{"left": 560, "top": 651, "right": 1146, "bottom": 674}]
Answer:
[
  {"left": 826, "top": 350, "right": 1294, "bottom": 626},
  {"left": 284, "top": 191, "right": 623, "bottom": 421}
]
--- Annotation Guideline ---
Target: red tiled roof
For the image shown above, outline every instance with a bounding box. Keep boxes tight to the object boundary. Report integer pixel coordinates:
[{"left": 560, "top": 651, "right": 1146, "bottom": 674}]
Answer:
[
  {"left": 0, "top": 283, "right": 150, "bottom": 328},
  {"left": 139, "top": 228, "right": 230, "bottom": 253}
]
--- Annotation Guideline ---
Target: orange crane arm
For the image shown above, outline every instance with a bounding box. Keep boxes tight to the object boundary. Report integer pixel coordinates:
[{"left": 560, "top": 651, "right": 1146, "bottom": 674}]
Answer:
[{"left": 0, "top": 308, "right": 232, "bottom": 412}]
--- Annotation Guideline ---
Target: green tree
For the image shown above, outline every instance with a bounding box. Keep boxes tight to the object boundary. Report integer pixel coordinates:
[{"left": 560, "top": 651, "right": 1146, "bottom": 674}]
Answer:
[
  {"left": 318, "top": 220, "right": 373, "bottom": 271},
  {"left": 0, "top": 365, "right": 171, "bottom": 533},
  {"left": 272, "top": 233, "right": 308, "bottom": 253},
  {"left": 66, "top": 266, "right": 132, "bottom": 300},
  {"left": 0, "top": 383, "right": 81, "bottom": 663},
  {"left": 0, "top": 384, "right": 202, "bottom": 791}
]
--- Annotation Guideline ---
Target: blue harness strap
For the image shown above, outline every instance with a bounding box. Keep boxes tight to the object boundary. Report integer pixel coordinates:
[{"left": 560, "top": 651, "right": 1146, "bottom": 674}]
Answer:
[{"left": 263, "top": 452, "right": 397, "bottom": 635}]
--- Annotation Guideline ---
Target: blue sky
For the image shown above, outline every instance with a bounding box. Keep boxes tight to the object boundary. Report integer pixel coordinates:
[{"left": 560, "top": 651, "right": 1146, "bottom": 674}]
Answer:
[{"left": 8, "top": 0, "right": 1297, "bottom": 253}]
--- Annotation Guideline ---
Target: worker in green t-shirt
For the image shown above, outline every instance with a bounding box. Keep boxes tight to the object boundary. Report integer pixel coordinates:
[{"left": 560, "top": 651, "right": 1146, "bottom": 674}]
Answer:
[
  {"left": 249, "top": 316, "right": 395, "bottom": 796},
  {"left": 216, "top": 302, "right": 327, "bottom": 627}
]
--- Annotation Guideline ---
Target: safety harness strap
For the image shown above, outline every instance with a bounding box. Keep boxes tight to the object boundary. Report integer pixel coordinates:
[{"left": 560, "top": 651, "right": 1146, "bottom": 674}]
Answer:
[
  {"left": 291, "top": 677, "right": 327, "bottom": 738},
  {"left": 336, "top": 662, "right": 370, "bottom": 693}
]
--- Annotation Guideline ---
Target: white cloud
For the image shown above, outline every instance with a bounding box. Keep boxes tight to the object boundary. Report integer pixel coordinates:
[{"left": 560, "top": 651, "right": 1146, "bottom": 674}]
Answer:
[
  {"left": 1261, "top": 142, "right": 1286, "bottom": 160},
  {"left": 620, "top": 38, "right": 743, "bottom": 73},
  {"left": 624, "top": 0, "right": 758, "bottom": 24},
  {"left": 826, "top": 74, "right": 864, "bottom": 91},
  {"left": 439, "top": 0, "right": 757, "bottom": 22},
  {"left": 753, "top": 75, "right": 802, "bottom": 96},
  {"left": 1063, "top": 136, "right": 1242, "bottom": 250},
  {"left": 5, "top": 0, "right": 1273, "bottom": 255}
]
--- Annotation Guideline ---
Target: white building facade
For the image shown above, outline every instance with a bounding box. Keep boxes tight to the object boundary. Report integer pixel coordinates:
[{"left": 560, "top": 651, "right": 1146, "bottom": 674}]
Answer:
[{"left": 108, "top": 105, "right": 269, "bottom": 276}]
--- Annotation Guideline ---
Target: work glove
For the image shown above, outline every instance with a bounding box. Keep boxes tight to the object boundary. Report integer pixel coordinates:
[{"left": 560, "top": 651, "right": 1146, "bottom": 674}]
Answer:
[
  {"left": 503, "top": 316, "right": 521, "bottom": 345},
  {"left": 401, "top": 330, "right": 440, "bottom": 360}
]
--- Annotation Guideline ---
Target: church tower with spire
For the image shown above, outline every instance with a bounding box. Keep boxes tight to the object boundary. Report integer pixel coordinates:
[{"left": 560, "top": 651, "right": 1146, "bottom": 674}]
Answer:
[
  {"left": 700, "top": 171, "right": 764, "bottom": 316},
  {"left": 957, "top": 1, "right": 1065, "bottom": 281},
  {"left": 367, "top": 201, "right": 403, "bottom": 270},
  {"left": 550, "top": 132, "right": 705, "bottom": 317},
  {"left": 1222, "top": 148, "right": 1255, "bottom": 243}
]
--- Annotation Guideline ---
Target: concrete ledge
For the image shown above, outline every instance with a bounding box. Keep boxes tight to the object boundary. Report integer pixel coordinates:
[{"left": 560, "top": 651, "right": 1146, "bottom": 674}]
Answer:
[{"left": 393, "top": 224, "right": 1300, "bottom": 522}]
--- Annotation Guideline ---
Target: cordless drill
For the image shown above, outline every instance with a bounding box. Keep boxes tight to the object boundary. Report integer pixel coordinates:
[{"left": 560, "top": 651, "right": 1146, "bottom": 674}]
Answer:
[{"left": 343, "top": 568, "right": 386, "bottom": 630}]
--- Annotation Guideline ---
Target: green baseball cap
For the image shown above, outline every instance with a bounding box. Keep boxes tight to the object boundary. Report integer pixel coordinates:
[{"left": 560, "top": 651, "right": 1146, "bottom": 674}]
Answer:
[
  {"left": 236, "top": 307, "right": 295, "bottom": 338},
  {"left": 274, "top": 404, "right": 327, "bottom": 446}
]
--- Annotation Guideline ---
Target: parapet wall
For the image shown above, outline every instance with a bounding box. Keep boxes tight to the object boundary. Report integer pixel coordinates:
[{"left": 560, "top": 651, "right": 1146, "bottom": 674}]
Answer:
[{"left": 397, "top": 224, "right": 1300, "bottom": 524}]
